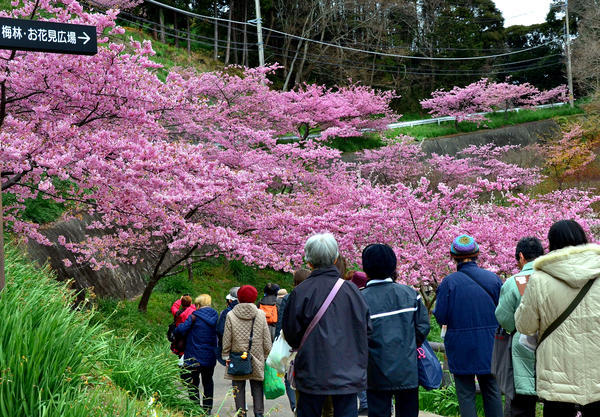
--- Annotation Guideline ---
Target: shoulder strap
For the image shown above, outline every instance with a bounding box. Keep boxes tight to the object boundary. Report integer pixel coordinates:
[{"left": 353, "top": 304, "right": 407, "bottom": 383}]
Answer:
[
  {"left": 297, "top": 278, "right": 345, "bottom": 351},
  {"left": 539, "top": 278, "right": 597, "bottom": 345},
  {"left": 248, "top": 317, "right": 256, "bottom": 352},
  {"left": 459, "top": 270, "right": 497, "bottom": 306},
  {"left": 174, "top": 308, "right": 184, "bottom": 323}
]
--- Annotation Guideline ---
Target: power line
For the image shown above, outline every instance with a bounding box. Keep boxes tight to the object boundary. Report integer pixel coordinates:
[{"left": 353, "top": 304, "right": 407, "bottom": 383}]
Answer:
[{"left": 142, "top": 0, "right": 556, "bottom": 61}]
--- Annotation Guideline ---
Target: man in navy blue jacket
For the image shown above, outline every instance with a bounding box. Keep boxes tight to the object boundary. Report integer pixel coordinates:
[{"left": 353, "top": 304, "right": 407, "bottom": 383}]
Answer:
[
  {"left": 433, "top": 235, "right": 503, "bottom": 417},
  {"left": 361, "top": 244, "right": 430, "bottom": 417}
]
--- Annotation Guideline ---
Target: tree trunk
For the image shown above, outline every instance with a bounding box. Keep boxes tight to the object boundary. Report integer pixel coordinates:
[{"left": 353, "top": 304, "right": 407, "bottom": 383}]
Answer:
[
  {"left": 283, "top": 39, "right": 303, "bottom": 91},
  {"left": 213, "top": 2, "right": 219, "bottom": 60},
  {"left": 138, "top": 272, "right": 161, "bottom": 312},
  {"left": 187, "top": 17, "right": 191, "bottom": 56},
  {"left": 187, "top": 263, "right": 193, "bottom": 281},
  {"left": 174, "top": 11, "right": 179, "bottom": 47},
  {"left": 242, "top": 1, "right": 248, "bottom": 66},
  {"left": 225, "top": 0, "right": 233, "bottom": 64},
  {"left": 159, "top": 8, "right": 166, "bottom": 43},
  {"left": 294, "top": 40, "right": 310, "bottom": 85}
]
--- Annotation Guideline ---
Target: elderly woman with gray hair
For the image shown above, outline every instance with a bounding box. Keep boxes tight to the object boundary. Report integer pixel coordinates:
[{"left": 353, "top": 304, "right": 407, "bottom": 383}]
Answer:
[{"left": 283, "top": 233, "right": 370, "bottom": 417}]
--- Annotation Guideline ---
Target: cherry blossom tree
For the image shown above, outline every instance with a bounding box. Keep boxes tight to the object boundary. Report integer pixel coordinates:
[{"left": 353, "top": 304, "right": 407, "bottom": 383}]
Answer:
[
  {"left": 0, "top": 0, "right": 396, "bottom": 306},
  {"left": 420, "top": 79, "right": 492, "bottom": 128},
  {"left": 421, "top": 79, "right": 569, "bottom": 128}
]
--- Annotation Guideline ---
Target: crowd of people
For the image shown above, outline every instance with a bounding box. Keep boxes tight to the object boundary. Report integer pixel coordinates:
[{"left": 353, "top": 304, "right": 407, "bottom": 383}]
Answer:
[{"left": 167, "top": 219, "right": 600, "bottom": 417}]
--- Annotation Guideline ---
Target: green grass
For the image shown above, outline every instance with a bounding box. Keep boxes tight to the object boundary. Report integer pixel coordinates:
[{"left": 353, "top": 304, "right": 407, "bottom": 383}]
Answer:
[
  {"left": 386, "top": 105, "right": 585, "bottom": 141},
  {"left": 94, "top": 257, "right": 292, "bottom": 345},
  {"left": 326, "top": 133, "right": 386, "bottom": 152},
  {"left": 0, "top": 242, "right": 203, "bottom": 416}
]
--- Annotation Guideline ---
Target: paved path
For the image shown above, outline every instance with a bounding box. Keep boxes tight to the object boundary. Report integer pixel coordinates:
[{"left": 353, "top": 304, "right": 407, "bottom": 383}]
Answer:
[{"left": 210, "top": 365, "right": 442, "bottom": 417}]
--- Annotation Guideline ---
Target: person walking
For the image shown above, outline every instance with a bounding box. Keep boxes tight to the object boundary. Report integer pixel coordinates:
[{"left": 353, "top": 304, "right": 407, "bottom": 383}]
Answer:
[
  {"left": 283, "top": 233, "right": 370, "bottom": 417},
  {"left": 515, "top": 220, "right": 600, "bottom": 417},
  {"left": 174, "top": 294, "right": 219, "bottom": 414},
  {"left": 170, "top": 294, "right": 196, "bottom": 356},
  {"left": 223, "top": 285, "right": 272, "bottom": 417},
  {"left": 361, "top": 244, "right": 430, "bottom": 417},
  {"left": 171, "top": 294, "right": 196, "bottom": 325},
  {"left": 495, "top": 237, "right": 544, "bottom": 417},
  {"left": 217, "top": 287, "right": 239, "bottom": 366},
  {"left": 433, "top": 234, "right": 503, "bottom": 417},
  {"left": 259, "top": 283, "right": 280, "bottom": 341}
]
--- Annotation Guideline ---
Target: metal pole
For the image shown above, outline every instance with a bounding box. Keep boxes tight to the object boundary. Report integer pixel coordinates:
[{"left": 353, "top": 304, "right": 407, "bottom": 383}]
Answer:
[
  {"left": 254, "top": 0, "right": 264, "bottom": 66},
  {"left": 0, "top": 186, "right": 5, "bottom": 293},
  {"left": 565, "top": 0, "right": 574, "bottom": 108}
]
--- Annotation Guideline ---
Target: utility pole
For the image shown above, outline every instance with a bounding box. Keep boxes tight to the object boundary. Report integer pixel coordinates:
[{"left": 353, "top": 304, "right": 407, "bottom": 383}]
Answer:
[
  {"left": 564, "top": 0, "right": 574, "bottom": 108},
  {"left": 254, "top": 0, "right": 265, "bottom": 66}
]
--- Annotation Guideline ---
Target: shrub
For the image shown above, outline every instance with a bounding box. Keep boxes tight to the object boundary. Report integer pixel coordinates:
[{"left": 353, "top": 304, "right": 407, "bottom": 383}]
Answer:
[
  {"left": 101, "top": 336, "right": 203, "bottom": 414},
  {"left": 155, "top": 273, "right": 195, "bottom": 295},
  {"left": 229, "top": 259, "right": 258, "bottom": 285},
  {"left": 0, "top": 245, "right": 108, "bottom": 416}
]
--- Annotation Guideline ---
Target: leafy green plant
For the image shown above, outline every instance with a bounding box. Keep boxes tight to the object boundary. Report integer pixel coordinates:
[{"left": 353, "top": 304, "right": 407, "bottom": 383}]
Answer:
[
  {"left": 156, "top": 273, "right": 195, "bottom": 295},
  {"left": 229, "top": 259, "right": 258, "bottom": 285},
  {"left": 101, "top": 336, "right": 204, "bottom": 414}
]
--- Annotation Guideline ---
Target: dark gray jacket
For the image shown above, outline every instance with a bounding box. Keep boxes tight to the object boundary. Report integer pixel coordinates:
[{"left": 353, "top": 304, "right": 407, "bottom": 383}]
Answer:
[
  {"left": 282, "top": 266, "right": 371, "bottom": 395},
  {"left": 361, "top": 279, "right": 430, "bottom": 390}
]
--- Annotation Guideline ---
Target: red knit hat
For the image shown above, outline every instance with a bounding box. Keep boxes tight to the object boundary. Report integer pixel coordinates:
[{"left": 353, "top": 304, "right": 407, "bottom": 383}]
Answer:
[{"left": 237, "top": 285, "right": 258, "bottom": 303}]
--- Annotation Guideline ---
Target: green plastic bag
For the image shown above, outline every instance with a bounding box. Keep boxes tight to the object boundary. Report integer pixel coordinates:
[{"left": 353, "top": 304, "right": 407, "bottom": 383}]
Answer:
[{"left": 264, "top": 364, "right": 286, "bottom": 400}]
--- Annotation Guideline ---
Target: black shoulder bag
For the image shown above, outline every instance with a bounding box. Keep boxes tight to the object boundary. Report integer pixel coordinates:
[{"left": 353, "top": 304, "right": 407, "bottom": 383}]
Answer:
[{"left": 227, "top": 318, "right": 256, "bottom": 376}]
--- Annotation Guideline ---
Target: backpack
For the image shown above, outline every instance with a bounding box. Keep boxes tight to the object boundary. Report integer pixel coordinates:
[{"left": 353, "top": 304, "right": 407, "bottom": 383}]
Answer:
[
  {"left": 167, "top": 309, "right": 184, "bottom": 342},
  {"left": 169, "top": 313, "right": 197, "bottom": 356},
  {"left": 259, "top": 303, "right": 278, "bottom": 325}
]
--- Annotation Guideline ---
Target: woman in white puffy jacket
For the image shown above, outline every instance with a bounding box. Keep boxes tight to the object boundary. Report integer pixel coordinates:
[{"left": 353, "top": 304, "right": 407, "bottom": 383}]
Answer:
[{"left": 515, "top": 220, "right": 600, "bottom": 417}]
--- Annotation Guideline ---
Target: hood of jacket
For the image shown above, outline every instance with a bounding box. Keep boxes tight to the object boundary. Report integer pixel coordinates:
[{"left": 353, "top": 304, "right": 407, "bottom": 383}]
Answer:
[
  {"left": 534, "top": 243, "right": 600, "bottom": 288},
  {"left": 231, "top": 302, "right": 259, "bottom": 320},
  {"left": 193, "top": 306, "right": 219, "bottom": 325}
]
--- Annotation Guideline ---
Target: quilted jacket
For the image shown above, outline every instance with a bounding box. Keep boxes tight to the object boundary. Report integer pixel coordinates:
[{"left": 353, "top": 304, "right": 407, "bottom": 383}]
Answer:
[
  {"left": 515, "top": 244, "right": 600, "bottom": 405},
  {"left": 222, "top": 303, "right": 272, "bottom": 381}
]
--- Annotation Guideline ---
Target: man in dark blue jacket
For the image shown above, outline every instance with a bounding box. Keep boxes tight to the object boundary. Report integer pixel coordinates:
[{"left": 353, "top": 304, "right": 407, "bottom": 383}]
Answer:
[
  {"left": 216, "top": 287, "right": 239, "bottom": 366},
  {"left": 283, "top": 233, "right": 370, "bottom": 417},
  {"left": 433, "top": 235, "right": 503, "bottom": 417},
  {"left": 361, "top": 243, "right": 430, "bottom": 417}
]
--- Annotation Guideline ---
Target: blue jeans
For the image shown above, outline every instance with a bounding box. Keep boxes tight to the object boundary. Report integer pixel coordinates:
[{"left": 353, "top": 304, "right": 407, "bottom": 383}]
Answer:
[
  {"left": 367, "top": 388, "right": 418, "bottom": 417},
  {"left": 296, "top": 392, "right": 358, "bottom": 417},
  {"left": 454, "top": 374, "right": 503, "bottom": 417},
  {"left": 285, "top": 374, "right": 296, "bottom": 411}
]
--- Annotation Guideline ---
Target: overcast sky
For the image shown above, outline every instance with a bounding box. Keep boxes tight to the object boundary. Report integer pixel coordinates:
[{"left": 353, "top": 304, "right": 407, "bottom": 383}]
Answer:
[{"left": 493, "top": 0, "right": 554, "bottom": 27}]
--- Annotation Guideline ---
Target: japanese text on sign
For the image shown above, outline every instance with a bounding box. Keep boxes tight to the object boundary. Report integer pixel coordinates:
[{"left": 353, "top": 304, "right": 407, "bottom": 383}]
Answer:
[{"left": 1, "top": 25, "right": 90, "bottom": 45}]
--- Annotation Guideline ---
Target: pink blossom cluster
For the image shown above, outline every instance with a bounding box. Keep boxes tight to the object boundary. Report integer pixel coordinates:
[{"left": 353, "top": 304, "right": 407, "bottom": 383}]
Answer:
[
  {"left": 0, "top": 1, "right": 595, "bottom": 310},
  {"left": 420, "top": 78, "right": 569, "bottom": 125}
]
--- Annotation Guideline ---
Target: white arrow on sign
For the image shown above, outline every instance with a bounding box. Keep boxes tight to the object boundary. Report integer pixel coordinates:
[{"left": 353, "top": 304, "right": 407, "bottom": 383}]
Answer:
[{"left": 77, "top": 32, "right": 90, "bottom": 45}]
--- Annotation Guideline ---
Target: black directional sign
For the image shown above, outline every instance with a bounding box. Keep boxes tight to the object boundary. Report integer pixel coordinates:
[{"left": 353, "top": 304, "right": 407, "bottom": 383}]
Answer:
[{"left": 0, "top": 17, "right": 97, "bottom": 55}]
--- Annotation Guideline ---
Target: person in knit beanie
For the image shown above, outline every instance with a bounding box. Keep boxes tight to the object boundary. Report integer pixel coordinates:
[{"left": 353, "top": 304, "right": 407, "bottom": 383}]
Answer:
[
  {"left": 237, "top": 285, "right": 258, "bottom": 304},
  {"left": 434, "top": 235, "right": 503, "bottom": 417}
]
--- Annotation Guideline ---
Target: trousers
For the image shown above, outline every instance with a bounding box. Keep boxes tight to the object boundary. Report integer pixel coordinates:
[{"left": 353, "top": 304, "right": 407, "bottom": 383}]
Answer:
[
  {"left": 543, "top": 400, "right": 600, "bottom": 417},
  {"left": 367, "top": 388, "right": 418, "bottom": 417},
  {"left": 232, "top": 379, "right": 265, "bottom": 415},
  {"left": 454, "top": 374, "right": 503, "bottom": 417},
  {"left": 182, "top": 365, "right": 215, "bottom": 412},
  {"left": 296, "top": 392, "right": 358, "bottom": 417}
]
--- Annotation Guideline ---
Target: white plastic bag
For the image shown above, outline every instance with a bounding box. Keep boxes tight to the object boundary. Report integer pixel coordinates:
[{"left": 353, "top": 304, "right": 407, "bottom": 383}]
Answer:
[{"left": 266, "top": 330, "right": 293, "bottom": 375}]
